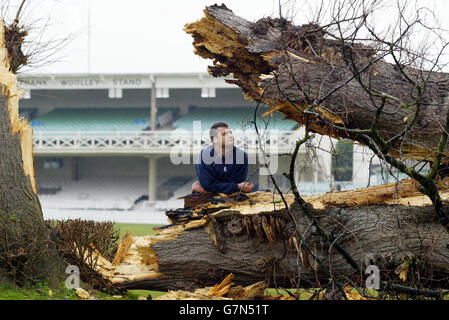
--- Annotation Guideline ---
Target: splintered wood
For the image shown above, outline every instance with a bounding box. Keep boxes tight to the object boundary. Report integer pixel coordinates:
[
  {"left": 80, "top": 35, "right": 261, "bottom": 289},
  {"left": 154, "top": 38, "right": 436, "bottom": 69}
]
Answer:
[
  {"left": 154, "top": 273, "right": 290, "bottom": 300},
  {"left": 0, "top": 19, "right": 36, "bottom": 194},
  {"left": 306, "top": 177, "right": 449, "bottom": 209},
  {"left": 112, "top": 231, "right": 133, "bottom": 266},
  {"left": 77, "top": 237, "right": 166, "bottom": 285}
]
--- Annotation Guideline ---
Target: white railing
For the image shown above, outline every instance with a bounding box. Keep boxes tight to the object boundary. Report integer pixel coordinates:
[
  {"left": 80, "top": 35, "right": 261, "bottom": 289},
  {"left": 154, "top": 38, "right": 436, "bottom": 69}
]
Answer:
[{"left": 33, "top": 129, "right": 305, "bottom": 154}]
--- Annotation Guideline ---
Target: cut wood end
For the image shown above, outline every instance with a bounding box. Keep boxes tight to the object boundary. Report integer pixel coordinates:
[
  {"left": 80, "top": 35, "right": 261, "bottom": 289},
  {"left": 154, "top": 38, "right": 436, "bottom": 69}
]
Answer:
[{"left": 184, "top": 11, "right": 242, "bottom": 61}]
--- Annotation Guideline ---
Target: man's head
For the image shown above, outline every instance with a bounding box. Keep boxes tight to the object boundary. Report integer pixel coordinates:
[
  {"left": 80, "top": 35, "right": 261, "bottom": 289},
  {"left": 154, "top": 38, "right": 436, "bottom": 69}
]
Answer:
[{"left": 210, "top": 122, "right": 234, "bottom": 150}]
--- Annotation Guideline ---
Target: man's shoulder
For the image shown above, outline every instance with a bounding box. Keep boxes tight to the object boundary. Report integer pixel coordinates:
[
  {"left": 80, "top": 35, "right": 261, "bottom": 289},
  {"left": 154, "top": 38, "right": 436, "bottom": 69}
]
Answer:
[{"left": 196, "top": 144, "right": 215, "bottom": 165}]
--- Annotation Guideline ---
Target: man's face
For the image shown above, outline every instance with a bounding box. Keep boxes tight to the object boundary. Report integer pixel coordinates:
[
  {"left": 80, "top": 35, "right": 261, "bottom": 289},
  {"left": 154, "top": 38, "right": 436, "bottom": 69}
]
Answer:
[{"left": 213, "top": 126, "right": 234, "bottom": 149}]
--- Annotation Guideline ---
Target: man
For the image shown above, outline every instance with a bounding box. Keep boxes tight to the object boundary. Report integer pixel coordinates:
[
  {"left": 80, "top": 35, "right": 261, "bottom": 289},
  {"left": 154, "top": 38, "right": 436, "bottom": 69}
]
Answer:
[{"left": 192, "top": 122, "right": 254, "bottom": 194}]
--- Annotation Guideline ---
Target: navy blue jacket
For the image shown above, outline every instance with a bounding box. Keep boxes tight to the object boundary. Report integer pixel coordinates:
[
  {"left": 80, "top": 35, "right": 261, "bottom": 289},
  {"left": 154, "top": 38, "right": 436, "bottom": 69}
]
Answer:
[{"left": 195, "top": 145, "right": 248, "bottom": 194}]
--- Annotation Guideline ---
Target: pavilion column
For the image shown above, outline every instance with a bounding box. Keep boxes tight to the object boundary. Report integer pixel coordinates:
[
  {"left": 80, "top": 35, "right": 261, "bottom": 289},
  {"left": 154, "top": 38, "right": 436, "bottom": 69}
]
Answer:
[
  {"left": 148, "top": 156, "right": 158, "bottom": 204},
  {"left": 71, "top": 157, "right": 80, "bottom": 181},
  {"left": 151, "top": 78, "right": 157, "bottom": 131}
]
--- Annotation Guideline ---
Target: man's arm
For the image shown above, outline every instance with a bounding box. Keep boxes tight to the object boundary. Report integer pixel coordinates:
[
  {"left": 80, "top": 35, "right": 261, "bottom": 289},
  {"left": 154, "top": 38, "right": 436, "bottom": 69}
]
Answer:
[
  {"left": 231, "top": 151, "right": 254, "bottom": 193},
  {"left": 231, "top": 151, "right": 248, "bottom": 183},
  {"left": 195, "top": 161, "right": 239, "bottom": 194}
]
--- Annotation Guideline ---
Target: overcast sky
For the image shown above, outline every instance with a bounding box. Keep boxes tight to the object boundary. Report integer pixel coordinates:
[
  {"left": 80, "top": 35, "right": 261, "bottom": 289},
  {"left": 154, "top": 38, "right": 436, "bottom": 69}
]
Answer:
[{"left": 7, "top": 0, "right": 449, "bottom": 75}]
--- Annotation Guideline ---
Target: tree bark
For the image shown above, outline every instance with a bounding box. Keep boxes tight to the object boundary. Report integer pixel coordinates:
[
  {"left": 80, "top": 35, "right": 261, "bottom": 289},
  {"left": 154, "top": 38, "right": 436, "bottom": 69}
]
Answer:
[
  {"left": 184, "top": 4, "right": 449, "bottom": 162},
  {"left": 0, "top": 19, "right": 63, "bottom": 285},
  {"left": 87, "top": 189, "right": 449, "bottom": 291}
]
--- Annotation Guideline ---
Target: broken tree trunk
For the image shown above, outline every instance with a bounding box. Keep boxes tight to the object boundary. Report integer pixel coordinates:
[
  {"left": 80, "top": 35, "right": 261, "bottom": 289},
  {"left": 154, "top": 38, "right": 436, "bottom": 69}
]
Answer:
[
  {"left": 184, "top": 5, "right": 449, "bottom": 162},
  {"left": 0, "top": 19, "right": 62, "bottom": 284},
  {"left": 87, "top": 186, "right": 449, "bottom": 291}
]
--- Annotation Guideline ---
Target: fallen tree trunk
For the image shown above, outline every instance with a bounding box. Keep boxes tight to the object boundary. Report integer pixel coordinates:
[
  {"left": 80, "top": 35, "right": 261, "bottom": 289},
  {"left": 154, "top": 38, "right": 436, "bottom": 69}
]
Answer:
[
  {"left": 87, "top": 187, "right": 449, "bottom": 291},
  {"left": 184, "top": 5, "right": 449, "bottom": 162}
]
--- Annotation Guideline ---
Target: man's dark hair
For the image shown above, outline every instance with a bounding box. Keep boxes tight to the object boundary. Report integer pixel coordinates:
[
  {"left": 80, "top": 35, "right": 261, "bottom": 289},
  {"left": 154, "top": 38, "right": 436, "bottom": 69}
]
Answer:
[{"left": 209, "top": 122, "right": 229, "bottom": 142}]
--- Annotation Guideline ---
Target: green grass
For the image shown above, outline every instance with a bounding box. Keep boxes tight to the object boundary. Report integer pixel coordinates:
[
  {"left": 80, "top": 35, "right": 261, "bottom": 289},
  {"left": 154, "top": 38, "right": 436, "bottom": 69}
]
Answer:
[
  {"left": 0, "top": 281, "right": 166, "bottom": 300},
  {"left": 0, "top": 281, "right": 80, "bottom": 300},
  {"left": 127, "top": 289, "right": 167, "bottom": 299},
  {"left": 114, "top": 223, "right": 162, "bottom": 238}
]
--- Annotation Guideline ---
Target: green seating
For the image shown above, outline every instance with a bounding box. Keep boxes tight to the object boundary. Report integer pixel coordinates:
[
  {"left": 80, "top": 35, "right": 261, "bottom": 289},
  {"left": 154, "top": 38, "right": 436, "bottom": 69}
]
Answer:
[
  {"left": 30, "top": 106, "right": 297, "bottom": 136},
  {"left": 31, "top": 107, "right": 177, "bottom": 133},
  {"left": 172, "top": 107, "right": 297, "bottom": 133}
]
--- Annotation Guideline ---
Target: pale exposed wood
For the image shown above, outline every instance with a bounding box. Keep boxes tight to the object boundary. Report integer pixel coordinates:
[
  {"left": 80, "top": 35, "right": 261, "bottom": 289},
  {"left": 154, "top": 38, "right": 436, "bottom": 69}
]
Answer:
[
  {"left": 74, "top": 243, "right": 115, "bottom": 279},
  {"left": 154, "top": 273, "right": 269, "bottom": 300},
  {"left": 305, "top": 177, "right": 449, "bottom": 209},
  {"left": 153, "top": 219, "right": 207, "bottom": 235},
  {"left": 75, "top": 287, "right": 91, "bottom": 300},
  {"left": 154, "top": 290, "right": 231, "bottom": 300},
  {"left": 205, "top": 273, "right": 234, "bottom": 297},
  {"left": 0, "top": 19, "right": 36, "bottom": 194},
  {"left": 112, "top": 231, "right": 133, "bottom": 266},
  {"left": 110, "top": 272, "right": 165, "bottom": 285}
]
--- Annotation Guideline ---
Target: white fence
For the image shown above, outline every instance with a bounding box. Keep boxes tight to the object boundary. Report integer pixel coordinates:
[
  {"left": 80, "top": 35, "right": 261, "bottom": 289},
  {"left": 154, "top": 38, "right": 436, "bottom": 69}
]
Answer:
[{"left": 33, "top": 129, "right": 305, "bottom": 155}]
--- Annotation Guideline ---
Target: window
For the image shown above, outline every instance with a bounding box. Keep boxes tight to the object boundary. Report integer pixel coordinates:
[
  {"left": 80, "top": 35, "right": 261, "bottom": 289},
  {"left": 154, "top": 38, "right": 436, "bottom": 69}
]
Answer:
[
  {"left": 44, "top": 158, "right": 64, "bottom": 169},
  {"left": 156, "top": 87, "right": 169, "bottom": 98},
  {"left": 201, "top": 87, "right": 216, "bottom": 98},
  {"left": 23, "top": 89, "right": 31, "bottom": 99},
  {"left": 108, "top": 88, "right": 122, "bottom": 99}
]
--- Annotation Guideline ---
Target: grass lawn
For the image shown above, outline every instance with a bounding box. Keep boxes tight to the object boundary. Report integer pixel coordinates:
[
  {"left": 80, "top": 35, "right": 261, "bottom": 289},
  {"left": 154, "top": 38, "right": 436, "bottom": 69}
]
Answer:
[
  {"left": 115, "top": 223, "right": 162, "bottom": 238},
  {"left": 0, "top": 282, "right": 165, "bottom": 300},
  {"left": 0, "top": 282, "right": 80, "bottom": 300}
]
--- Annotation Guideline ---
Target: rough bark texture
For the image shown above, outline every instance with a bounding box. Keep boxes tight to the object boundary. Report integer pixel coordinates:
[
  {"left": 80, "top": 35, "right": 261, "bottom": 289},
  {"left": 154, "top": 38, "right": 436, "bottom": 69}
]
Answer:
[
  {"left": 86, "top": 190, "right": 449, "bottom": 291},
  {"left": 184, "top": 5, "right": 449, "bottom": 162},
  {"left": 0, "top": 93, "right": 42, "bottom": 234},
  {"left": 0, "top": 19, "right": 62, "bottom": 285}
]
